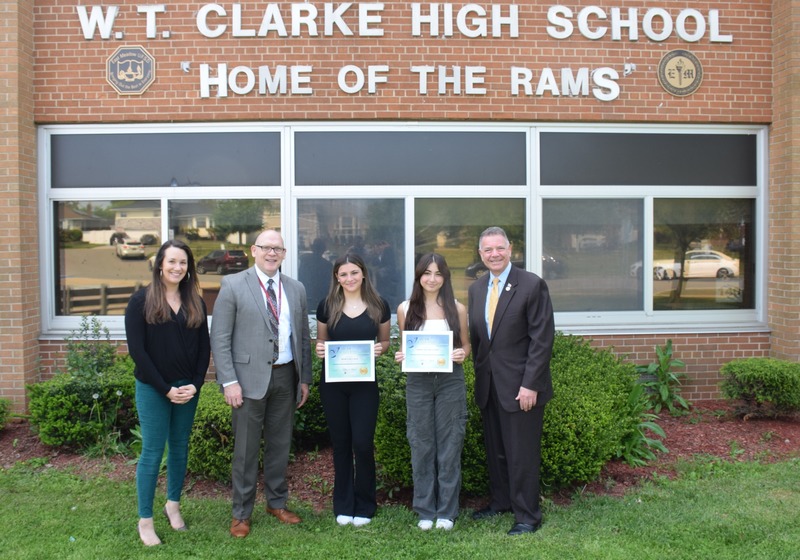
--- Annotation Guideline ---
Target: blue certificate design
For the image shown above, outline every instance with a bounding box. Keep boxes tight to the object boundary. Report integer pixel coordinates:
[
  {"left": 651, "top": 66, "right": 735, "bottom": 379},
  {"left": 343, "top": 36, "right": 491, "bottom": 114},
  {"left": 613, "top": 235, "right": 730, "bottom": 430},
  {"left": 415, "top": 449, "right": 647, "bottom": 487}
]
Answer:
[
  {"left": 402, "top": 331, "right": 453, "bottom": 373},
  {"left": 324, "top": 341, "right": 375, "bottom": 382}
]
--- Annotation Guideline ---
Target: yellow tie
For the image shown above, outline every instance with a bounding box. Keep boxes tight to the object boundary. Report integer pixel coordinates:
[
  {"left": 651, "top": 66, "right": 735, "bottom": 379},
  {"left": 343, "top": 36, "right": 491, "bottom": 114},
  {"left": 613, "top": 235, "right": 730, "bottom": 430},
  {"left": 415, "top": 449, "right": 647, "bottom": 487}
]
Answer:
[{"left": 488, "top": 277, "right": 499, "bottom": 334}]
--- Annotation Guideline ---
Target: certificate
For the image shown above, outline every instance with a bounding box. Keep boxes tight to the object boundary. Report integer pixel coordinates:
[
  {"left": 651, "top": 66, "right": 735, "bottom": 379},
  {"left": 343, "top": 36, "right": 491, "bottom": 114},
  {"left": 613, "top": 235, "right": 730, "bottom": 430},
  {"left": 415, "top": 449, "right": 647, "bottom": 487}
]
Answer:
[
  {"left": 324, "top": 341, "right": 375, "bottom": 382},
  {"left": 402, "top": 331, "right": 453, "bottom": 373}
]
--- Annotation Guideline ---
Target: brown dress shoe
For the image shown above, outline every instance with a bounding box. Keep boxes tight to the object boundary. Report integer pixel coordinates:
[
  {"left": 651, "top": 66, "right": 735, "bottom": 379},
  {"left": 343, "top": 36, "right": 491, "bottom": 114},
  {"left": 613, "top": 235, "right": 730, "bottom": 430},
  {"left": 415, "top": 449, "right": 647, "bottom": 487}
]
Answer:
[
  {"left": 230, "top": 518, "right": 251, "bottom": 538},
  {"left": 266, "top": 507, "right": 302, "bottom": 524}
]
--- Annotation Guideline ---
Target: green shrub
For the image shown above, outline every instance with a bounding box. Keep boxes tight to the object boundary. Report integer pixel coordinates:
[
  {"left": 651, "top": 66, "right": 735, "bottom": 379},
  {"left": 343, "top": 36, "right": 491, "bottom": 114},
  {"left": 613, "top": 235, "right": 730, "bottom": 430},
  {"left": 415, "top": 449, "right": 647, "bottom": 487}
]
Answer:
[
  {"left": 721, "top": 357, "right": 800, "bottom": 418},
  {"left": 541, "top": 333, "right": 639, "bottom": 489},
  {"left": 27, "top": 354, "right": 136, "bottom": 449},
  {"left": 187, "top": 384, "right": 235, "bottom": 482},
  {"left": 293, "top": 357, "right": 329, "bottom": 449},
  {"left": 636, "top": 339, "right": 689, "bottom": 414},
  {"left": 375, "top": 334, "right": 643, "bottom": 494},
  {"left": 0, "top": 398, "right": 10, "bottom": 431}
]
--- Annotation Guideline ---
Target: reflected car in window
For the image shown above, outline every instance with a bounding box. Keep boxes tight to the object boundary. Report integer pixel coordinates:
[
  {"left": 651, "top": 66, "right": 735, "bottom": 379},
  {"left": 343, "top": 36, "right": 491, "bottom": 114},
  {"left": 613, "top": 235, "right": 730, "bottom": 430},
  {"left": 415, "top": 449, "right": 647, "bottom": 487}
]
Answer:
[
  {"left": 630, "top": 250, "right": 739, "bottom": 280},
  {"left": 196, "top": 249, "right": 249, "bottom": 275},
  {"left": 114, "top": 238, "right": 146, "bottom": 259}
]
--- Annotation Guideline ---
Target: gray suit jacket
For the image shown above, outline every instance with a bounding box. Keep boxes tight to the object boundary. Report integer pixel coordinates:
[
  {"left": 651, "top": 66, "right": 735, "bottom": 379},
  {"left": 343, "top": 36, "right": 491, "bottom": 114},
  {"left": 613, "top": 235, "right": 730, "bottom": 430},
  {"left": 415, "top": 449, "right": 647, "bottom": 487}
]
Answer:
[{"left": 211, "top": 267, "right": 312, "bottom": 401}]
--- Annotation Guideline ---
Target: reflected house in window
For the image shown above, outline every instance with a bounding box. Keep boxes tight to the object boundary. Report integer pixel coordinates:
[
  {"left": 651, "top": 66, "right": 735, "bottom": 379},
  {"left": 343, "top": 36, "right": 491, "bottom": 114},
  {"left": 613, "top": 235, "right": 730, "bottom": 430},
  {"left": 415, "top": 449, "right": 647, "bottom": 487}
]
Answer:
[
  {"left": 57, "top": 204, "right": 111, "bottom": 232},
  {"left": 171, "top": 202, "right": 215, "bottom": 239},
  {"left": 111, "top": 200, "right": 160, "bottom": 232}
]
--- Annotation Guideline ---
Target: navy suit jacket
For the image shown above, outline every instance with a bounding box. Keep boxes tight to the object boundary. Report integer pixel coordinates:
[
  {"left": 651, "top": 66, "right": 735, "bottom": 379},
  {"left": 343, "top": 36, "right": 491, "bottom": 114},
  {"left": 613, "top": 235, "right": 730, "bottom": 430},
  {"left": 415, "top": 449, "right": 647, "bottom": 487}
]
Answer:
[{"left": 468, "top": 265, "right": 555, "bottom": 413}]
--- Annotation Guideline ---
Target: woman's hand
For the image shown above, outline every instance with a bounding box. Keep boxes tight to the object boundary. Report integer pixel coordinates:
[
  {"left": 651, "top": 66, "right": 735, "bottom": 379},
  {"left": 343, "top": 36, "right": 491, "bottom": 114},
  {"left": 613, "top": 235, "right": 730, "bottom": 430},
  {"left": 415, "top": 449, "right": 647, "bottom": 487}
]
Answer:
[
  {"left": 167, "top": 384, "right": 196, "bottom": 405},
  {"left": 315, "top": 341, "right": 326, "bottom": 359},
  {"left": 452, "top": 347, "right": 467, "bottom": 364},
  {"left": 394, "top": 350, "right": 405, "bottom": 363}
]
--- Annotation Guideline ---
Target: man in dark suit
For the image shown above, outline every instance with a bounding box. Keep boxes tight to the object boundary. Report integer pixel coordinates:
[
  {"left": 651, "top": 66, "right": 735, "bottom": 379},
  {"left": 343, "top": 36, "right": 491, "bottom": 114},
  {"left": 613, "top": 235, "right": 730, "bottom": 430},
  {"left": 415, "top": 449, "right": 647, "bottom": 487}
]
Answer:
[
  {"left": 467, "top": 226, "right": 555, "bottom": 536},
  {"left": 211, "top": 229, "right": 312, "bottom": 538}
]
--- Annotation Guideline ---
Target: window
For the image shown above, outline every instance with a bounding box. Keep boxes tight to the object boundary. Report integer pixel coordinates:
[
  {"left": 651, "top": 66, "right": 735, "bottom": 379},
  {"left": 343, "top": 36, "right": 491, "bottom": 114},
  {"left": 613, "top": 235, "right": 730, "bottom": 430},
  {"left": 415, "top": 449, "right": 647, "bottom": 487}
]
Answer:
[{"left": 40, "top": 123, "right": 766, "bottom": 337}]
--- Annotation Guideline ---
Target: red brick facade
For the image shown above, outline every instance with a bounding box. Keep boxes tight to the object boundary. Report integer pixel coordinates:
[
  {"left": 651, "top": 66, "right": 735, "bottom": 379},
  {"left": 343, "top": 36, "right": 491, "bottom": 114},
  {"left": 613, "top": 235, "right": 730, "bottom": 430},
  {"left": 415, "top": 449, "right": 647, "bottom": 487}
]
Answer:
[{"left": 1, "top": 1, "right": 796, "bottom": 412}]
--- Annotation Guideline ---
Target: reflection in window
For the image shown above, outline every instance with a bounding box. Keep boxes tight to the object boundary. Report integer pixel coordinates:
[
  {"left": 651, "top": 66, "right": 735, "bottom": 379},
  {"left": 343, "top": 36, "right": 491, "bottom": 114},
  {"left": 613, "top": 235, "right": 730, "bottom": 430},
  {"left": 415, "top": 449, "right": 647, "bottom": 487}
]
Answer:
[
  {"left": 414, "top": 199, "right": 525, "bottom": 306},
  {"left": 543, "top": 200, "right": 643, "bottom": 312},
  {"left": 297, "top": 199, "right": 405, "bottom": 312},
  {"left": 55, "top": 201, "right": 161, "bottom": 316},
  {"left": 169, "top": 200, "right": 277, "bottom": 314},
  {"left": 653, "top": 199, "right": 754, "bottom": 310}
]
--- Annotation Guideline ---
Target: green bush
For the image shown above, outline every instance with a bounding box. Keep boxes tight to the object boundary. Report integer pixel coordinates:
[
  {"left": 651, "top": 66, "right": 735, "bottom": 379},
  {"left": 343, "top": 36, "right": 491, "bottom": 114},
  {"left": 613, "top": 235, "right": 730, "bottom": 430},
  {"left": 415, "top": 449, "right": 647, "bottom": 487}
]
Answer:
[
  {"left": 375, "top": 334, "right": 642, "bottom": 494},
  {"left": 541, "top": 333, "right": 639, "bottom": 489},
  {"left": 0, "top": 398, "right": 10, "bottom": 431},
  {"left": 293, "top": 357, "right": 329, "bottom": 449},
  {"left": 187, "top": 384, "right": 235, "bottom": 482},
  {"left": 721, "top": 357, "right": 800, "bottom": 418},
  {"left": 27, "top": 354, "right": 136, "bottom": 449}
]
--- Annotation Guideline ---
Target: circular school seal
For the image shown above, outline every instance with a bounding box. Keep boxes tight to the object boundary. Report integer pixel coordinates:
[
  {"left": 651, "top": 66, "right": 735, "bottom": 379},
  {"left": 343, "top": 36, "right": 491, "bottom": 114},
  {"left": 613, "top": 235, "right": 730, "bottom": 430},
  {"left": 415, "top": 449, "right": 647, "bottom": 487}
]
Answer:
[
  {"left": 107, "top": 46, "right": 156, "bottom": 95},
  {"left": 657, "top": 50, "right": 703, "bottom": 97}
]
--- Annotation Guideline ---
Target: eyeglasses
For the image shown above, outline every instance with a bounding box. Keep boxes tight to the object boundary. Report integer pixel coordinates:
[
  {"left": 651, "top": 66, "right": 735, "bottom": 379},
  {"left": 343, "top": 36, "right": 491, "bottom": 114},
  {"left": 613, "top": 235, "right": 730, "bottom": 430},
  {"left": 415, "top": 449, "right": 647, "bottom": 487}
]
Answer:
[{"left": 254, "top": 245, "right": 286, "bottom": 254}]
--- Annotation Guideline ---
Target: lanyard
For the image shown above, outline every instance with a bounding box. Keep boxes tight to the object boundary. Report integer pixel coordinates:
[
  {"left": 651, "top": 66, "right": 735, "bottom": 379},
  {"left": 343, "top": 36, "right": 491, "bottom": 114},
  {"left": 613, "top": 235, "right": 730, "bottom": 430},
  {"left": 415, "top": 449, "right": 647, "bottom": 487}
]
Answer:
[{"left": 257, "top": 275, "right": 282, "bottom": 325}]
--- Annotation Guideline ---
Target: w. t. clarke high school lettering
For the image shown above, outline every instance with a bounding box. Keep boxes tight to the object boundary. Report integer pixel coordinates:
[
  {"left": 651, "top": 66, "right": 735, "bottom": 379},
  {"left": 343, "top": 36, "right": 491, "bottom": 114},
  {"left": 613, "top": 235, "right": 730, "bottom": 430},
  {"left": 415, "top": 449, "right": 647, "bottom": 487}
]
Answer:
[{"left": 76, "top": 3, "right": 735, "bottom": 101}]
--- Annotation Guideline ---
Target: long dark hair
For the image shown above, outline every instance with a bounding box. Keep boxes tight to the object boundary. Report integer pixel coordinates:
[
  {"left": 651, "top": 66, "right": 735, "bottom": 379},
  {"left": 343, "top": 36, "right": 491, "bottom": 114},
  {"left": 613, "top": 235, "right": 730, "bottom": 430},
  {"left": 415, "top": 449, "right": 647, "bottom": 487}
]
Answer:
[
  {"left": 404, "top": 253, "right": 462, "bottom": 348},
  {"left": 323, "top": 253, "right": 385, "bottom": 329},
  {"left": 144, "top": 239, "right": 205, "bottom": 328}
]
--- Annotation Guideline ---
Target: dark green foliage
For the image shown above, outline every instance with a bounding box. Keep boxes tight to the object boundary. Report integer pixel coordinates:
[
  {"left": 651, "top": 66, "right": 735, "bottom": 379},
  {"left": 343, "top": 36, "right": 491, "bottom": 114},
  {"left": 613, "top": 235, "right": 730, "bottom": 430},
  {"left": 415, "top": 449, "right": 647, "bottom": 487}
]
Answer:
[
  {"left": 187, "top": 384, "right": 235, "bottom": 482},
  {"left": 615, "top": 382, "right": 668, "bottom": 467},
  {"left": 637, "top": 339, "right": 690, "bottom": 414},
  {"left": 460, "top": 357, "right": 489, "bottom": 495},
  {"left": 374, "top": 346, "right": 411, "bottom": 487},
  {"left": 541, "top": 333, "right": 639, "bottom": 489},
  {"left": 721, "top": 357, "right": 800, "bottom": 418},
  {"left": 27, "top": 354, "right": 136, "bottom": 449},
  {"left": 0, "top": 398, "right": 10, "bottom": 430},
  {"left": 293, "top": 357, "right": 329, "bottom": 448},
  {"left": 59, "top": 228, "right": 83, "bottom": 242}
]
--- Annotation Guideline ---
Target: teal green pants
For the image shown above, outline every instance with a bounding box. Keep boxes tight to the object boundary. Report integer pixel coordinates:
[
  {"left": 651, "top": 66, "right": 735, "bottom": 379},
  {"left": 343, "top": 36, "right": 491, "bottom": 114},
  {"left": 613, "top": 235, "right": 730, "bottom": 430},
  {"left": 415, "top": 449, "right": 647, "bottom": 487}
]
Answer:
[{"left": 135, "top": 379, "right": 198, "bottom": 518}]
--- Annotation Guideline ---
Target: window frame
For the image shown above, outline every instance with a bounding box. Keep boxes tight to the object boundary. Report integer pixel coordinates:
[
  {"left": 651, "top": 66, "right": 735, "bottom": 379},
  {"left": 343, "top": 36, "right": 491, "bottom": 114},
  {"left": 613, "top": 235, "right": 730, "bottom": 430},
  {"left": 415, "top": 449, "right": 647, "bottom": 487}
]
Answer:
[{"left": 39, "top": 122, "right": 768, "bottom": 339}]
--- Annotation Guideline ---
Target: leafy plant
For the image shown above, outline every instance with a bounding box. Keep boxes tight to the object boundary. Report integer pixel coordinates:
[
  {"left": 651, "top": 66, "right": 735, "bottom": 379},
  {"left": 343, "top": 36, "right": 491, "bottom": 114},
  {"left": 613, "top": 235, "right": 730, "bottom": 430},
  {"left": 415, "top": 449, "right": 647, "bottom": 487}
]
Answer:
[
  {"left": 187, "top": 384, "right": 235, "bottom": 482},
  {"left": 637, "top": 339, "right": 690, "bottom": 414},
  {"left": 27, "top": 318, "right": 136, "bottom": 449},
  {"left": 721, "top": 357, "right": 800, "bottom": 418},
  {"left": 616, "top": 382, "right": 668, "bottom": 467},
  {"left": 0, "top": 398, "right": 10, "bottom": 431}
]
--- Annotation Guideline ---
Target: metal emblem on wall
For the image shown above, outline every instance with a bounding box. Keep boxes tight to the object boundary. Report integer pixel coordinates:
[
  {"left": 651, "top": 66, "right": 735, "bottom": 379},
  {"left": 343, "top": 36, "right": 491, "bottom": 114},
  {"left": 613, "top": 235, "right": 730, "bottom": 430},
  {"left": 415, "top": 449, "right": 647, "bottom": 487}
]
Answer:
[
  {"left": 107, "top": 46, "right": 155, "bottom": 95},
  {"left": 657, "top": 50, "right": 703, "bottom": 97}
]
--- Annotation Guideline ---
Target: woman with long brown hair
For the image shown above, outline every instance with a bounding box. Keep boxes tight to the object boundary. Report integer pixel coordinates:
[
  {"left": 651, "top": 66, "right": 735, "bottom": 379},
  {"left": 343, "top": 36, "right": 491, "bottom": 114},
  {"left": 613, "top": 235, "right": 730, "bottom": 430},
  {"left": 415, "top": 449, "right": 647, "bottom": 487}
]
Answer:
[
  {"left": 395, "top": 253, "right": 470, "bottom": 531},
  {"left": 125, "top": 239, "right": 210, "bottom": 546},
  {"left": 315, "top": 253, "right": 391, "bottom": 527}
]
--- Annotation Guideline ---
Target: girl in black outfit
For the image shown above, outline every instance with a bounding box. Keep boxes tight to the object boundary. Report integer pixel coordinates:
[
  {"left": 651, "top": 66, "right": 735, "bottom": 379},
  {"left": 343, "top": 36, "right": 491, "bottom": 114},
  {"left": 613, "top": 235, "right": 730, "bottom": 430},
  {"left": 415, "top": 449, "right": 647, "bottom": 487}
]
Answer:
[{"left": 315, "top": 253, "right": 390, "bottom": 527}]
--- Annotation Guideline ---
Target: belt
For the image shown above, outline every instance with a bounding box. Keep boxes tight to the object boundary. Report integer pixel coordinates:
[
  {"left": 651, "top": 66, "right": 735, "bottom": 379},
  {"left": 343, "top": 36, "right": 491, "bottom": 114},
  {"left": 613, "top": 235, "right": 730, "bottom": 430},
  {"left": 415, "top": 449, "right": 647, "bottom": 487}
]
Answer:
[{"left": 272, "top": 361, "right": 294, "bottom": 369}]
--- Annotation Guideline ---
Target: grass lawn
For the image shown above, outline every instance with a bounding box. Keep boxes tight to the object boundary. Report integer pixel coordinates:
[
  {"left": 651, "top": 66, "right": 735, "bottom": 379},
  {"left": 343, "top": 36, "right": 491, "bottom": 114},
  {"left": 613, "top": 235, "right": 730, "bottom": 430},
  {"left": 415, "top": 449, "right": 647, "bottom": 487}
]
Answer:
[{"left": 1, "top": 457, "right": 798, "bottom": 559}]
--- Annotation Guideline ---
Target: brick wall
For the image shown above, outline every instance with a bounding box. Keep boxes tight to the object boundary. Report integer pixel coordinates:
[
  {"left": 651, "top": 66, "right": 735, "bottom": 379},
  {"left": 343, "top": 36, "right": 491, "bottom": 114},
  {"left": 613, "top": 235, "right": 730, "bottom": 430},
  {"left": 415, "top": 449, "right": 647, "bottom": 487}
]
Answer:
[
  {"left": 768, "top": 1, "right": 800, "bottom": 362},
  {"left": 0, "top": 1, "right": 792, "bottom": 412},
  {"left": 0, "top": 2, "right": 39, "bottom": 413},
  {"left": 32, "top": 1, "right": 772, "bottom": 124}
]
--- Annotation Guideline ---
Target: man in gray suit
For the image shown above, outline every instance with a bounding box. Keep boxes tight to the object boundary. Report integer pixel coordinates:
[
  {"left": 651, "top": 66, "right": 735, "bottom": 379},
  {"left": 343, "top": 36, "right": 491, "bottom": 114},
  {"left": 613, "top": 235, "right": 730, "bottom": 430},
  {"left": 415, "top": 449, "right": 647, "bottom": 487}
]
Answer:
[{"left": 211, "top": 229, "right": 312, "bottom": 538}]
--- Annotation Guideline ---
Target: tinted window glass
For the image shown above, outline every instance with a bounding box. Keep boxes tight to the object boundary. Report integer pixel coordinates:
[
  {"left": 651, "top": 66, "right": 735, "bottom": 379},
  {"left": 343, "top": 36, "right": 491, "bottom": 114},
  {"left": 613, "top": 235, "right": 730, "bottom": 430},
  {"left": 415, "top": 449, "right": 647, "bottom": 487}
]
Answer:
[
  {"left": 295, "top": 131, "right": 526, "bottom": 186},
  {"left": 540, "top": 132, "right": 757, "bottom": 186},
  {"left": 51, "top": 133, "right": 280, "bottom": 188}
]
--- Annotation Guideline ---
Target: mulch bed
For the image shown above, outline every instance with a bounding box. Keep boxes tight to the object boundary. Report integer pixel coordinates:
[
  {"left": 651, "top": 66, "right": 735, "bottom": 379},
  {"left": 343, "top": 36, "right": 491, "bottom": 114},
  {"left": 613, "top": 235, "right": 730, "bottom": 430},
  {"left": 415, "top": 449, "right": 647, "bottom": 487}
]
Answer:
[{"left": 2, "top": 399, "right": 799, "bottom": 512}]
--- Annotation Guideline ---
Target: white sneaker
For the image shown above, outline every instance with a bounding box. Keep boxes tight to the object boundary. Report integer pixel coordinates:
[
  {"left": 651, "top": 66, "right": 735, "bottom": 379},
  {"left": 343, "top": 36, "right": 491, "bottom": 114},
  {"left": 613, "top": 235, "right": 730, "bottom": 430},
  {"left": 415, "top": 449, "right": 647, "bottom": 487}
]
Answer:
[
  {"left": 417, "top": 519, "right": 433, "bottom": 530},
  {"left": 352, "top": 516, "right": 371, "bottom": 527},
  {"left": 336, "top": 515, "right": 353, "bottom": 526},
  {"left": 435, "top": 519, "right": 454, "bottom": 530}
]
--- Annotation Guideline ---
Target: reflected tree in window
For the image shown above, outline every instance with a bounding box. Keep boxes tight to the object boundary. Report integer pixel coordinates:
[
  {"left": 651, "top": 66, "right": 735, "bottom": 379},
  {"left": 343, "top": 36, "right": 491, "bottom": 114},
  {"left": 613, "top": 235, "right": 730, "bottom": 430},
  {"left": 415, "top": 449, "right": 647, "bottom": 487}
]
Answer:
[{"left": 654, "top": 199, "right": 754, "bottom": 309}]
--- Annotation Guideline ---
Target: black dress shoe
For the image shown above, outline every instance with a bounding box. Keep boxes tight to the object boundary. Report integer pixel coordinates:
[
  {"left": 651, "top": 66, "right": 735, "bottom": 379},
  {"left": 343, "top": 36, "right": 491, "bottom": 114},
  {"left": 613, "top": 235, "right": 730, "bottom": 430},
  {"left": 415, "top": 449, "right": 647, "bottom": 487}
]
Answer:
[
  {"left": 471, "top": 506, "right": 511, "bottom": 520},
  {"left": 507, "top": 522, "right": 541, "bottom": 536}
]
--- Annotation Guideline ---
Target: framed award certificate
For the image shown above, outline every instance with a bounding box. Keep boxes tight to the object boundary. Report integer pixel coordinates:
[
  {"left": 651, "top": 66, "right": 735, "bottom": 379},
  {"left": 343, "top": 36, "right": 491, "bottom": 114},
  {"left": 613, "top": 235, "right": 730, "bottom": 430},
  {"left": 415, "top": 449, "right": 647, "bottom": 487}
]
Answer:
[
  {"left": 401, "top": 331, "right": 453, "bottom": 373},
  {"left": 324, "top": 341, "right": 375, "bottom": 382}
]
